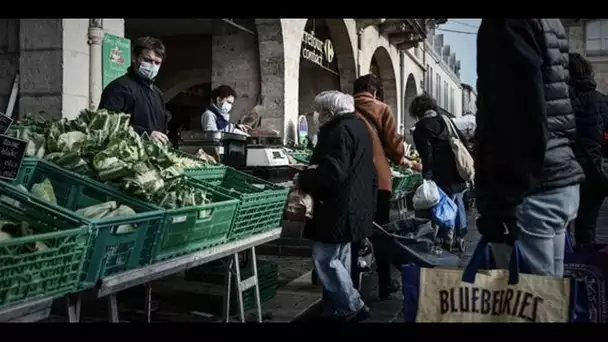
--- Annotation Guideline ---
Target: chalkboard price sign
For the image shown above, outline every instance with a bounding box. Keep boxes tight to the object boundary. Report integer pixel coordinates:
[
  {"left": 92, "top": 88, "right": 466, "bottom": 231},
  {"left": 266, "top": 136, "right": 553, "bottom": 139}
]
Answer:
[
  {"left": 0, "top": 112, "right": 13, "bottom": 134},
  {"left": 0, "top": 134, "right": 27, "bottom": 180}
]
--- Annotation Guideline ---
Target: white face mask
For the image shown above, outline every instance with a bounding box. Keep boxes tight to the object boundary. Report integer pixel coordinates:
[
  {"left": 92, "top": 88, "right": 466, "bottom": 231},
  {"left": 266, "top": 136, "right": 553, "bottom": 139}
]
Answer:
[
  {"left": 138, "top": 61, "right": 160, "bottom": 80},
  {"left": 221, "top": 102, "right": 233, "bottom": 114}
]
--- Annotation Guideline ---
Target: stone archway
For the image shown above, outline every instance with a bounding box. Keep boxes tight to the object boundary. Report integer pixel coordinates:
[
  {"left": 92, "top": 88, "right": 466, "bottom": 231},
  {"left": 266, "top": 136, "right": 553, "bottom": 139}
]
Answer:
[
  {"left": 255, "top": 19, "right": 288, "bottom": 137},
  {"left": 370, "top": 46, "right": 398, "bottom": 121},
  {"left": 161, "top": 69, "right": 212, "bottom": 102},
  {"left": 295, "top": 18, "right": 357, "bottom": 144},
  {"left": 323, "top": 19, "right": 357, "bottom": 93},
  {"left": 403, "top": 73, "right": 418, "bottom": 142}
]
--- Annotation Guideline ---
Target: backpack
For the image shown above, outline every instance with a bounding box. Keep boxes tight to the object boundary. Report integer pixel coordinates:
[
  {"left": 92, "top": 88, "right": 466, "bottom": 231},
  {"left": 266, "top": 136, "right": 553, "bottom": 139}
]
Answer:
[{"left": 440, "top": 115, "right": 475, "bottom": 182}]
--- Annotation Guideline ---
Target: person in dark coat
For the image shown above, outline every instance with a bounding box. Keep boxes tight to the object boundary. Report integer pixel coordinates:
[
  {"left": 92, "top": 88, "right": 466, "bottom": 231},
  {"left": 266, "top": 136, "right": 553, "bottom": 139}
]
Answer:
[
  {"left": 98, "top": 36, "right": 171, "bottom": 145},
  {"left": 297, "top": 90, "right": 376, "bottom": 322},
  {"left": 409, "top": 93, "right": 469, "bottom": 251},
  {"left": 570, "top": 52, "right": 608, "bottom": 245},
  {"left": 476, "top": 19, "right": 585, "bottom": 277}
]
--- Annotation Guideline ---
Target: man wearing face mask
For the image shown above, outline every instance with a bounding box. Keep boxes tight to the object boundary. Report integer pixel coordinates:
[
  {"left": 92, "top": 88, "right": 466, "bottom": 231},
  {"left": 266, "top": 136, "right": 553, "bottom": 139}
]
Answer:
[
  {"left": 99, "top": 36, "right": 170, "bottom": 145},
  {"left": 201, "top": 85, "right": 249, "bottom": 133}
]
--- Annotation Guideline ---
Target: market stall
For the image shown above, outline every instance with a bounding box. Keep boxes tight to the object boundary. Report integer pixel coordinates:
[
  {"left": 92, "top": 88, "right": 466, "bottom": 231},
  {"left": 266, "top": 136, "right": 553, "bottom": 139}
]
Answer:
[{"left": 0, "top": 110, "right": 289, "bottom": 323}]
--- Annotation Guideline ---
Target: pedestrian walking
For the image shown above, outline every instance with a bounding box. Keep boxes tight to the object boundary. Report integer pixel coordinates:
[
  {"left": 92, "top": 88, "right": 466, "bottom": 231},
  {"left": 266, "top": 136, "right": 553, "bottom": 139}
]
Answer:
[
  {"left": 296, "top": 90, "right": 376, "bottom": 322},
  {"left": 476, "top": 19, "right": 585, "bottom": 277},
  {"left": 409, "top": 93, "right": 469, "bottom": 251},
  {"left": 569, "top": 52, "right": 608, "bottom": 245},
  {"left": 352, "top": 73, "right": 410, "bottom": 299}
]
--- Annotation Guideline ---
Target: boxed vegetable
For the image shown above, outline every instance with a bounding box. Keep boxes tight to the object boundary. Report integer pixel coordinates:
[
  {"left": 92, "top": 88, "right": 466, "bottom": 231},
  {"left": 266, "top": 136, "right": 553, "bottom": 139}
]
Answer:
[
  {"left": 151, "top": 177, "right": 240, "bottom": 262},
  {"left": 10, "top": 158, "right": 165, "bottom": 285},
  {"left": 0, "top": 181, "right": 92, "bottom": 309},
  {"left": 11, "top": 110, "right": 240, "bottom": 265},
  {"left": 194, "top": 167, "right": 289, "bottom": 240}
]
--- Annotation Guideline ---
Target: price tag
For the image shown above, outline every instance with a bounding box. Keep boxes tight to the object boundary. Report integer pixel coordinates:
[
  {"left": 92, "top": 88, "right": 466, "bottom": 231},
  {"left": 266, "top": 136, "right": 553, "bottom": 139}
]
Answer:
[
  {"left": 0, "top": 112, "right": 14, "bottom": 135},
  {"left": 141, "top": 131, "right": 150, "bottom": 141},
  {"left": 0, "top": 134, "right": 27, "bottom": 180}
]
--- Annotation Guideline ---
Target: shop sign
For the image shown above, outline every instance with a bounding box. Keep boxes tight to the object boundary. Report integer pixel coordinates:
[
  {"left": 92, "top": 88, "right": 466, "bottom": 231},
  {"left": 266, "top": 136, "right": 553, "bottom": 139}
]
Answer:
[
  {"left": 102, "top": 33, "right": 131, "bottom": 90},
  {"left": 301, "top": 31, "right": 337, "bottom": 73}
]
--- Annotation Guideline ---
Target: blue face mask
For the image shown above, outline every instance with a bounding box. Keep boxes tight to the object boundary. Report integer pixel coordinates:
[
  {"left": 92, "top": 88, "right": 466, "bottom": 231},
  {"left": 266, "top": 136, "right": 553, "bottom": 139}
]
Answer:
[{"left": 138, "top": 61, "right": 160, "bottom": 80}]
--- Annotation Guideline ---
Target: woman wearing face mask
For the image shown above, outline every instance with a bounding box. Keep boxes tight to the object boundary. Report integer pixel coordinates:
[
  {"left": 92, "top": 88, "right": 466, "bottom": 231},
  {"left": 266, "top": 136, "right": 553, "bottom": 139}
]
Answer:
[{"left": 201, "top": 85, "right": 249, "bottom": 133}]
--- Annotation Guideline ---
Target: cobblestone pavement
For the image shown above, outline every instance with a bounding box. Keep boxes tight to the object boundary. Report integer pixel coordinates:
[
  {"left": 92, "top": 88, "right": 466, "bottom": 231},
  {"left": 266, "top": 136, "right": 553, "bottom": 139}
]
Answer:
[{"left": 259, "top": 255, "right": 312, "bottom": 288}]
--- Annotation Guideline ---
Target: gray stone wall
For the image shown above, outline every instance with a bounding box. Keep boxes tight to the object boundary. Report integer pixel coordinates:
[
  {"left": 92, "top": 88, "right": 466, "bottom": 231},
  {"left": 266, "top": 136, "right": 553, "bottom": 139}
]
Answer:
[
  {"left": 211, "top": 28, "right": 261, "bottom": 123},
  {"left": 0, "top": 19, "right": 20, "bottom": 116}
]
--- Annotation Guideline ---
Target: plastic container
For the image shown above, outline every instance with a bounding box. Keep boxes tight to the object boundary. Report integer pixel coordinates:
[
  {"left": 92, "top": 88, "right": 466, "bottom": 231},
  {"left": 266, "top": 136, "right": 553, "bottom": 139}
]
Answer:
[
  {"left": 0, "top": 182, "right": 92, "bottom": 309},
  {"left": 11, "top": 158, "right": 165, "bottom": 286},
  {"left": 172, "top": 149, "right": 228, "bottom": 185},
  {"left": 152, "top": 180, "right": 239, "bottom": 262},
  {"left": 184, "top": 259, "right": 278, "bottom": 313},
  {"left": 194, "top": 168, "right": 289, "bottom": 240}
]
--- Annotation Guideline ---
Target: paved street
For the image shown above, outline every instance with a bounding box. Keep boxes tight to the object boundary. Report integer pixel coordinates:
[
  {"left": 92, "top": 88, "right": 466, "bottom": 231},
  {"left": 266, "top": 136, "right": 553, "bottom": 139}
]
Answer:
[{"left": 307, "top": 199, "right": 608, "bottom": 323}]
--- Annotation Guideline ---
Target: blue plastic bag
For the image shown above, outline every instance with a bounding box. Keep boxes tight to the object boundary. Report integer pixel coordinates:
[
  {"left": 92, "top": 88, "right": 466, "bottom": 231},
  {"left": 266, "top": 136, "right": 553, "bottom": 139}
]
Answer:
[{"left": 431, "top": 187, "right": 457, "bottom": 231}]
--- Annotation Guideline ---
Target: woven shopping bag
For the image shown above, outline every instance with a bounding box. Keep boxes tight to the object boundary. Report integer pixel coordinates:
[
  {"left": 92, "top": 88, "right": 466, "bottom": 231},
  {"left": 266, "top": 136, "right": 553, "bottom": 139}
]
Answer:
[{"left": 402, "top": 238, "right": 588, "bottom": 323}]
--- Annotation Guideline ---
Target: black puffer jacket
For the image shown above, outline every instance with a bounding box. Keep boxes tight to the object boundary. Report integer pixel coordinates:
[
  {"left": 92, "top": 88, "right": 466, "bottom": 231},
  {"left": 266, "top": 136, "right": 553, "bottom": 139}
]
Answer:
[
  {"left": 413, "top": 113, "right": 467, "bottom": 195},
  {"left": 299, "top": 113, "right": 377, "bottom": 244},
  {"left": 571, "top": 76, "right": 608, "bottom": 189},
  {"left": 476, "top": 19, "right": 585, "bottom": 218},
  {"left": 99, "top": 67, "right": 170, "bottom": 135}
]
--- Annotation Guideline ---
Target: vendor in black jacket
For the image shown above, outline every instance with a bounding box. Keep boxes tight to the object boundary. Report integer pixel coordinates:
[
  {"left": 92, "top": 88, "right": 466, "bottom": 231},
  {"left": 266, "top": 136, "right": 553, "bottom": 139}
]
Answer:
[
  {"left": 297, "top": 90, "right": 376, "bottom": 322},
  {"left": 570, "top": 52, "right": 608, "bottom": 245},
  {"left": 98, "top": 36, "right": 170, "bottom": 145},
  {"left": 476, "top": 19, "right": 584, "bottom": 277}
]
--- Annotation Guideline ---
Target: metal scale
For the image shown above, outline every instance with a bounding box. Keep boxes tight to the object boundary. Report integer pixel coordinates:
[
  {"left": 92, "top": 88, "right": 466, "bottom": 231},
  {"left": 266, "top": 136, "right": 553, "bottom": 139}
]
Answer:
[{"left": 245, "top": 136, "right": 290, "bottom": 167}]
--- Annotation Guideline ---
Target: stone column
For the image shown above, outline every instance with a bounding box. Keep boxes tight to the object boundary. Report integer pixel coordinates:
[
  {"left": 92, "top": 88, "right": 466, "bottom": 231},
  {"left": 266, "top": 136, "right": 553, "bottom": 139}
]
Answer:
[{"left": 88, "top": 19, "right": 104, "bottom": 110}]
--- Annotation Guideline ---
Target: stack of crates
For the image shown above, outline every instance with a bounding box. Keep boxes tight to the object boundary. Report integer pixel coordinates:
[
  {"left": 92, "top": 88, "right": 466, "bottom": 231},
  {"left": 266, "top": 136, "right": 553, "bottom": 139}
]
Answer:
[
  {"left": 188, "top": 167, "right": 289, "bottom": 240},
  {"left": 0, "top": 178, "right": 92, "bottom": 310},
  {"left": 184, "top": 259, "right": 278, "bottom": 314}
]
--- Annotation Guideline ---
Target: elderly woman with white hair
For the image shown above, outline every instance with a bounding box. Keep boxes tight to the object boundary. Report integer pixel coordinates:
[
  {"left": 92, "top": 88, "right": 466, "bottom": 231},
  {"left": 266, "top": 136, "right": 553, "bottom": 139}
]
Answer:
[{"left": 296, "top": 90, "right": 377, "bottom": 322}]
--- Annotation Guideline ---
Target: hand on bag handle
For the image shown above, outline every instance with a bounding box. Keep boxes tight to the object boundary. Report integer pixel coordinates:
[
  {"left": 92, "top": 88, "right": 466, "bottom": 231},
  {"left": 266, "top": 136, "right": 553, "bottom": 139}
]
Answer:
[{"left": 462, "top": 237, "right": 533, "bottom": 286}]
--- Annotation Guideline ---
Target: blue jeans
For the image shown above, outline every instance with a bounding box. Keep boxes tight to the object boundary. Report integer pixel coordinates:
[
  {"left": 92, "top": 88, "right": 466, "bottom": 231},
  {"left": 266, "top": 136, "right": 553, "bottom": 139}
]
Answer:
[
  {"left": 492, "top": 184, "right": 580, "bottom": 277},
  {"left": 312, "top": 242, "right": 365, "bottom": 317}
]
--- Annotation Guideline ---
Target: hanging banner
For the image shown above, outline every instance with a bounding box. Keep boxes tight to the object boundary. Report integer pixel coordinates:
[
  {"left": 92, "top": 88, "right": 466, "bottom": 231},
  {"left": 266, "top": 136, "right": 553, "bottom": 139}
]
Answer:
[{"left": 102, "top": 33, "right": 131, "bottom": 89}]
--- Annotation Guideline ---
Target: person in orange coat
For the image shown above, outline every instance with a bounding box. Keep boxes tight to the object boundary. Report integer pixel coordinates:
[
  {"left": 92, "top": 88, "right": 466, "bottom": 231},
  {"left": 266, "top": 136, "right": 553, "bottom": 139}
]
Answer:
[{"left": 352, "top": 73, "right": 411, "bottom": 299}]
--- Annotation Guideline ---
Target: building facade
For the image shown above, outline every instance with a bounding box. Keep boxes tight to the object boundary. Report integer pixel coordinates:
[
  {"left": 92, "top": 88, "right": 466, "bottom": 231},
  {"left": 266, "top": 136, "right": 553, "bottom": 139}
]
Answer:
[
  {"left": 461, "top": 82, "right": 477, "bottom": 116},
  {"left": 563, "top": 19, "right": 608, "bottom": 94},
  {"left": 0, "top": 18, "right": 450, "bottom": 142}
]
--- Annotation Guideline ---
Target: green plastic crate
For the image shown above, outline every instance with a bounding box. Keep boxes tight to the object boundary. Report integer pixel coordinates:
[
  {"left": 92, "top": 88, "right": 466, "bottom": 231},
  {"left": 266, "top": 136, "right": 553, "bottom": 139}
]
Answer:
[
  {"left": 171, "top": 148, "right": 228, "bottom": 183},
  {"left": 291, "top": 152, "right": 311, "bottom": 165},
  {"left": 403, "top": 173, "right": 423, "bottom": 192},
  {"left": 152, "top": 180, "right": 239, "bottom": 262},
  {"left": 0, "top": 182, "right": 92, "bottom": 309},
  {"left": 194, "top": 168, "right": 289, "bottom": 240},
  {"left": 184, "top": 259, "right": 278, "bottom": 314},
  {"left": 12, "top": 158, "right": 165, "bottom": 286}
]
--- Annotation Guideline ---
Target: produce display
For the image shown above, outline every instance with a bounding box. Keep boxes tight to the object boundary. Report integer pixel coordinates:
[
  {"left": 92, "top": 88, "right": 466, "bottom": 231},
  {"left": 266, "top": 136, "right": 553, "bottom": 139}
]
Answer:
[
  {"left": 11, "top": 110, "right": 216, "bottom": 209},
  {"left": 0, "top": 176, "right": 141, "bottom": 247},
  {"left": 0, "top": 180, "right": 57, "bottom": 251}
]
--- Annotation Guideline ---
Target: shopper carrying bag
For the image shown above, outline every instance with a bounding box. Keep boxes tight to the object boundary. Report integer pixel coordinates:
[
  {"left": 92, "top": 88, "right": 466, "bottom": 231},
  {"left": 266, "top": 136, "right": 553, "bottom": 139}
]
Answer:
[
  {"left": 440, "top": 115, "right": 475, "bottom": 182},
  {"left": 402, "top": 237, "right": 589, "bottom": 323}
]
